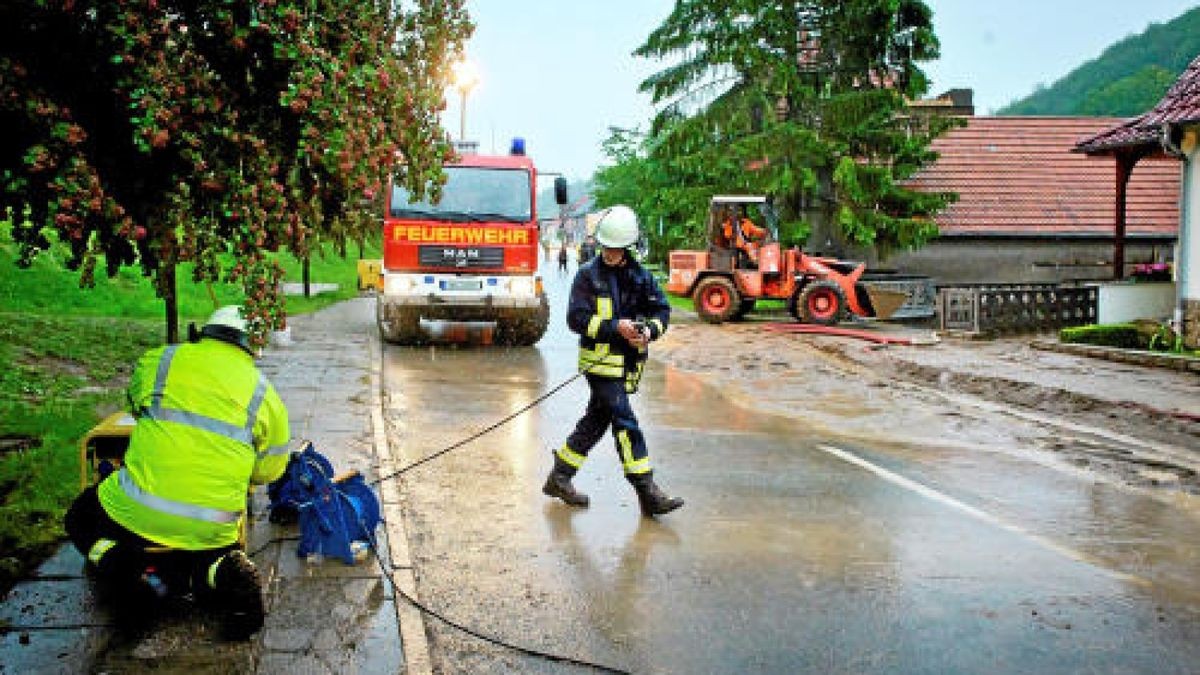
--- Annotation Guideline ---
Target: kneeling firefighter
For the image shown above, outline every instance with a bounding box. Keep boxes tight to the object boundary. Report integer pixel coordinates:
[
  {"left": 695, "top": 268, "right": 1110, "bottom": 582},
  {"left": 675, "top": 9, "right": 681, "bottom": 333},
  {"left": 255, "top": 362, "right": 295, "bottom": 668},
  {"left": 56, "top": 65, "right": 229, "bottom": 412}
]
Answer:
[
  {"left": 65, "top": 306, "right": 290, "bottom": 639},
  {"left": 544, "top": 205, "right": 685, "bottom": 516}
]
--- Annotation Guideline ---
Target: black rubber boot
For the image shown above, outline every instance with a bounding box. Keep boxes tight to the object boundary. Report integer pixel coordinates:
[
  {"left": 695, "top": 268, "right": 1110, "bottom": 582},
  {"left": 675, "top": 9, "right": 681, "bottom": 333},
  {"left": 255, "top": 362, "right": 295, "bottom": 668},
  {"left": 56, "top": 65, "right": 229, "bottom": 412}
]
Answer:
[
  {"left": 210, "top": 550, "right": 265, "bottom": 641},
  {"left": 542, "top": 460, "right": 589, "bottom": 507},
  {"left": 630, "top": 473, "right": 684, "bottom": 517}
]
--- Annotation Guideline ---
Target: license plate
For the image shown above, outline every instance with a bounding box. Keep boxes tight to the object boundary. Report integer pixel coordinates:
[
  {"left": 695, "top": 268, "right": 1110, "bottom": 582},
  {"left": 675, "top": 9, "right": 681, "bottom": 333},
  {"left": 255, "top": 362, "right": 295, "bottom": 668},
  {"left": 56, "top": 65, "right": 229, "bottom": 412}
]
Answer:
[{"left": 440, "top": 278, "right": 482, "bottom": 291}]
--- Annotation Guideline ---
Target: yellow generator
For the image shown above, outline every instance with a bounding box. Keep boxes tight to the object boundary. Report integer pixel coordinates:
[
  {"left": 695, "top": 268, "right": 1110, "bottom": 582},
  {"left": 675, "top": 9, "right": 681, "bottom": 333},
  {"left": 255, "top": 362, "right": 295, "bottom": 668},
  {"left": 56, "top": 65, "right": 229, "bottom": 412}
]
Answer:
[{"left": 78, "top": 411, "right": 136, "bottom": 490}]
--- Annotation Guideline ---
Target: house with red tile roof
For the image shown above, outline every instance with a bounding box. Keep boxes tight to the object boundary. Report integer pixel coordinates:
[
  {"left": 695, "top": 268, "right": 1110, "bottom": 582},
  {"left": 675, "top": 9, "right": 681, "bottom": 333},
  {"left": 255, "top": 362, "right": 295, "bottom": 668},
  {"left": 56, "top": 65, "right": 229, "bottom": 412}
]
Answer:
[
  {"left": 890, "top": 116, "right": 1180, "bottom": 286},
  {"left": 1074, "top": 53, "right": 1200, "bottom": 347}
]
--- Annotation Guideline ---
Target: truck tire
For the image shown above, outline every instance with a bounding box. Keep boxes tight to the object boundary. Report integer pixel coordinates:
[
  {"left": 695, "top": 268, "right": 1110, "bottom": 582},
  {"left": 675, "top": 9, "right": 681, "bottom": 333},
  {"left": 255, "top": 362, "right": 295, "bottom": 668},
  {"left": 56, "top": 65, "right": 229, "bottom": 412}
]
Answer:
[
  {"left": 379, "top": 304, "right": 424, "bottom": 345},
  {"left": 693, "top": 276, "right": 740, "bottom": 324},
  {"left": 793, "top": 280, "right": 845, "bottom": 325},
  {"left": 496, "top": 294, "right": 550, "bottom": 346}
]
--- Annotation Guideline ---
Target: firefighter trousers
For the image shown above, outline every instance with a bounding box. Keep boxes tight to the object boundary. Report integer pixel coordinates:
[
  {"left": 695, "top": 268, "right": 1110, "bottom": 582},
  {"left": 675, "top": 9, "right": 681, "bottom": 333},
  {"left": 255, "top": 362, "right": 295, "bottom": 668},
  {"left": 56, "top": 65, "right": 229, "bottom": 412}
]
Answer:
[
  {"left": 65, "top": 485, "right": 240, "bottom": 602},
  {"left": 557, "top": 374, "right": 652, "bottom": 478}
]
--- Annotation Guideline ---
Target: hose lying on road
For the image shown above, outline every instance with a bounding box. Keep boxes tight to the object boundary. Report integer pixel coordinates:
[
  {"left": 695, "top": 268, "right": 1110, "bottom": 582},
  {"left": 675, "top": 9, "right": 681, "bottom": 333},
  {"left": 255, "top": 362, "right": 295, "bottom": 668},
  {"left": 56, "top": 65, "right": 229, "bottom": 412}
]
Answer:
[
  {"left": 369, "top": 368, "right": 586, "bottom": 486},
  {"left": 367, "top": 361, "right": 630, "bottom": 673}
]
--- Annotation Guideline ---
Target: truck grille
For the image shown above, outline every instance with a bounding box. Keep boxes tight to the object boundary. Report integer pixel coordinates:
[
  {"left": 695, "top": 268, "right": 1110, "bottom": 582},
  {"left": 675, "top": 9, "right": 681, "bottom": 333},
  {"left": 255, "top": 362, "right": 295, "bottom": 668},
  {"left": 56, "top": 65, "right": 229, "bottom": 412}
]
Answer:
[{"left": 418, "top": 245, "right": 505, "bottom": 269}]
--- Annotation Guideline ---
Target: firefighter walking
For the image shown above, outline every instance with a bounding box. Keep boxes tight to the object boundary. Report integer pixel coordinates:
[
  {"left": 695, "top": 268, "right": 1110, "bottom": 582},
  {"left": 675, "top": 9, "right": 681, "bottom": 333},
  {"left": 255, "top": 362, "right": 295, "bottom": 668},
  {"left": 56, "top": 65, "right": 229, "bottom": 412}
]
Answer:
[
  {"left": 64, "top": 306, "right": 290, "bottom": 639},
  {"left": 543, "top": 205, "right": 684, "bottom": 517}
]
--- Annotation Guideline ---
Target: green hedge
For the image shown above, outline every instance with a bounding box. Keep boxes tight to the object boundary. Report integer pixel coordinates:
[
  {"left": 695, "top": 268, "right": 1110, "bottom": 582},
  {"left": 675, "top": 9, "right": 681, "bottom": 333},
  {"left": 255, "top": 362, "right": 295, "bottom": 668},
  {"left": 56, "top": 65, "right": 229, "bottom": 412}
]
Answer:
[{"left": 1059, "top": 323, "right": 1145, "bottom": 349}]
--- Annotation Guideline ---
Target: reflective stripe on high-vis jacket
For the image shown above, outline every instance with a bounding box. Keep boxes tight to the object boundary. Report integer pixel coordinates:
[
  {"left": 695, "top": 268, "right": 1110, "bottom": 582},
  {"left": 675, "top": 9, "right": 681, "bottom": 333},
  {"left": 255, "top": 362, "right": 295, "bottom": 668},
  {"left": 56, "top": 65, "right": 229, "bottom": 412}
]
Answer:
[
  {"left": 98, "top": 339, "right": 290, "bottom": 550},
  {"left": 578, "top": 344, "right": 624, "bottom": 377}
]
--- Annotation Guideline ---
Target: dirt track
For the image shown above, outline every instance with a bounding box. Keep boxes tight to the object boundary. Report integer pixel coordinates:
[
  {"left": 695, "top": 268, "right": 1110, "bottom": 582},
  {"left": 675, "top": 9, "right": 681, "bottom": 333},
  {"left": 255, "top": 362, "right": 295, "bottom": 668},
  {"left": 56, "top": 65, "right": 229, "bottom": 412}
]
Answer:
[{"left": 653, "top": 316, "right": 1200, "bottom": 499}]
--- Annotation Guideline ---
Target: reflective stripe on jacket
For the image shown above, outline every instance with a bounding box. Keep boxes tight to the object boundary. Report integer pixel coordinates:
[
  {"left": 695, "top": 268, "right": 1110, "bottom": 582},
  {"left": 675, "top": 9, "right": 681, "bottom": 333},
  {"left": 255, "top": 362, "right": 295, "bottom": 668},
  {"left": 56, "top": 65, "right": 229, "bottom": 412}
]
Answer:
[
  {"left": 98, "top": 339, "right": 290, "bottom": 550},
  {"left": 567, "top": 256, "right": 670, "bottom": 392}
]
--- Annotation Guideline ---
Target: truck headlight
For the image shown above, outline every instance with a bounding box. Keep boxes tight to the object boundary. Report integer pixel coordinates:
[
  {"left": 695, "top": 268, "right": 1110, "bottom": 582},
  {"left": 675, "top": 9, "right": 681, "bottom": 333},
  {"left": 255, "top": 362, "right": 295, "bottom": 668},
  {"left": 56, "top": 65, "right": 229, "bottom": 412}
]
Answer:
[
  {"left": 508, "top": 278, "right": 534, "bottom": 296},
  {"left": 384, "top": 275, "right": 417, "bottom": 295}
]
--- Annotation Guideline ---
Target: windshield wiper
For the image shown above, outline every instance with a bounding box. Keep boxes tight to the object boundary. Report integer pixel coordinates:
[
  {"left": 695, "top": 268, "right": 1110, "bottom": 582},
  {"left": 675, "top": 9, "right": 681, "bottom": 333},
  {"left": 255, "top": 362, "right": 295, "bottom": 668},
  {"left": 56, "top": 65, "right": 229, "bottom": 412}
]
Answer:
[
  {"left": 468, "top": 212, "right": 527, "bottom": 223},
  {"left": 390, "top": 208, "right": 437, "bottom": 218}
]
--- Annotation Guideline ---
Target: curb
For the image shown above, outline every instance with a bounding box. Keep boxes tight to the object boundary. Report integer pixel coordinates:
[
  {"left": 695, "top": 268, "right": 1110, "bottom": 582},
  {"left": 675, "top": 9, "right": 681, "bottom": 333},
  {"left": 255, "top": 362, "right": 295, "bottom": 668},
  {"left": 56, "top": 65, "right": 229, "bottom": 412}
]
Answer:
[
  {"left": 1031, "top": 339, "right": 1200, "bottom": 373},
  {"left": 369, "top": 319, "right": 434, "bottom": 675}
]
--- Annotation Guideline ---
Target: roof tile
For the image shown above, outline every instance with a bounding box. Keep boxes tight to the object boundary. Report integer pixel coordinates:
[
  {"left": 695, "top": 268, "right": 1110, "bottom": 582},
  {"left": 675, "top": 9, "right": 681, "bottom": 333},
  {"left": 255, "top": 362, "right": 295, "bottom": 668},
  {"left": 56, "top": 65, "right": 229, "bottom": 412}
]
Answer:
[
  {"left": 1075, "top": 53, "right": 1200, "bottom": 153},
  {"left": 906, "top": 117, "right": 1180, "bottom": 237}
]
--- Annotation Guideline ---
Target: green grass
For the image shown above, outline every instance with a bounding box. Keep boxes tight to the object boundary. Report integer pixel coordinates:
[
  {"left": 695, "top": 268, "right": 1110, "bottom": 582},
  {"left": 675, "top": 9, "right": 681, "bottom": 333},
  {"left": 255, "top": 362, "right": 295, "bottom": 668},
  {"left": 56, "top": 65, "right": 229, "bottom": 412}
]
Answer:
[
  {"left": 0, "top": 222, "right": 378, "bottom": 595},
  {"left": 1060, "top": 322, "right": 1200, "bottom": 357}
]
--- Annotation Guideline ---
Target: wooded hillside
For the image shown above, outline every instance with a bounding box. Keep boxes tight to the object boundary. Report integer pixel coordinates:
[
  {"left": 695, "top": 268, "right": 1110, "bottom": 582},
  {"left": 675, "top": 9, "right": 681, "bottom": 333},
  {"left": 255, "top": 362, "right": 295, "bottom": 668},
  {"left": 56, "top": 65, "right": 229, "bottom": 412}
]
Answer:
[{"left": 998, "top": 6, "right": 1200, "bottom": 116}]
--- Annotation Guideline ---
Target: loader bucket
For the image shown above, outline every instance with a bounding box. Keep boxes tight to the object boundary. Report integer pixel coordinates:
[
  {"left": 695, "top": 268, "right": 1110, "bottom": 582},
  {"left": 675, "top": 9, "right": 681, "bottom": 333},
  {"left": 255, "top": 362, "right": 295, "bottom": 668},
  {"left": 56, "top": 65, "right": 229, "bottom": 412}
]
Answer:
[{"left": 856, "top": 283, "right": 908, "bottom": 320}]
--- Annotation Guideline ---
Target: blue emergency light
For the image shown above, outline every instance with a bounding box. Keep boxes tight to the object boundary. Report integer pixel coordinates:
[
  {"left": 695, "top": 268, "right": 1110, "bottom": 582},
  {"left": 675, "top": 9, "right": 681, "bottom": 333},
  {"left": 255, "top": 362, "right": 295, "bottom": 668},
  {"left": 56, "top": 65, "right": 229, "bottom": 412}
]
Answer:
[{"left": 510, "top": 137, "right": 526, "bottom": 156}]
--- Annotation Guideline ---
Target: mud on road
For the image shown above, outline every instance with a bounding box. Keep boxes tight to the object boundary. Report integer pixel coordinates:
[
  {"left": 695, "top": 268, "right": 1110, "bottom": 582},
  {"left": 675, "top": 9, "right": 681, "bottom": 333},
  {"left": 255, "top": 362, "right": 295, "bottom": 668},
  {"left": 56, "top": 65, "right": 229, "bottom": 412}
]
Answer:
[{"left": 652, "top": 317, "right": 1200, "bottom": 499}]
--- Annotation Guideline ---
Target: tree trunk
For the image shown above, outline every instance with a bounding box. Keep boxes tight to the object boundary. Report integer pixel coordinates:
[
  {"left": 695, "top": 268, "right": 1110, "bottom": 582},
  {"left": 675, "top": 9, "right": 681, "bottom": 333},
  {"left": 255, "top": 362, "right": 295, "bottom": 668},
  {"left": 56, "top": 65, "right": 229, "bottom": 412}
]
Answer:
[
  {"left": 164, "top": 261, "right": 179, "bottom": 344},
  {"left": 303, "top": 257, "right": 311, "bottom": 298}
]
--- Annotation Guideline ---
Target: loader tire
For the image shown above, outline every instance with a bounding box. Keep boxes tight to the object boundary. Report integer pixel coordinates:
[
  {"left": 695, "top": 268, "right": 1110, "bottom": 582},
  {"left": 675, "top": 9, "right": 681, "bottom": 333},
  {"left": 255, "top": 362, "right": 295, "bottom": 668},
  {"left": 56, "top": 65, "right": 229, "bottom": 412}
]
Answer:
[
  {"left": 693, "top": 276, "right": 740, "bottom": 324},
  {"left": 794, "top": 280, "right": 845, "bottom": 326}
]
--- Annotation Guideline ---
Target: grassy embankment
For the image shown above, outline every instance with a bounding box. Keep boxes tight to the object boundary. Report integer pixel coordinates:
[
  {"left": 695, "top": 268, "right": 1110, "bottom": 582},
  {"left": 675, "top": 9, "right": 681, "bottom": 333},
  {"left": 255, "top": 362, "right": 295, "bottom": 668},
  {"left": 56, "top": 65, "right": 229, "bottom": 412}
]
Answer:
[{"left": 0, "top": 221, "right": 377, "bottom": 595}]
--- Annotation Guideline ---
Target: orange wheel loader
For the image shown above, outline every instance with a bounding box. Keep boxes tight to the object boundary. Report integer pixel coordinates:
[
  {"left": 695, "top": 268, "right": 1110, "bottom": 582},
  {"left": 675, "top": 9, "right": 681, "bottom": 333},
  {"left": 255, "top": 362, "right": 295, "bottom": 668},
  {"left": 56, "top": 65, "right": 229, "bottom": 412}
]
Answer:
[{"left": 666, "top": 196, "right": 908, "bottom": 325}]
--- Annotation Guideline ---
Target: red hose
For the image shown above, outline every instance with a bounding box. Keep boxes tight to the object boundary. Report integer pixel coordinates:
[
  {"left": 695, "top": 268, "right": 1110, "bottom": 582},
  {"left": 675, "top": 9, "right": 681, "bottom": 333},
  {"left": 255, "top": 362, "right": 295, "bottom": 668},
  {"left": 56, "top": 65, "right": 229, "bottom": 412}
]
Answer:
[{"left": 763, "top": 322, "right": 937, "bottom": 346}]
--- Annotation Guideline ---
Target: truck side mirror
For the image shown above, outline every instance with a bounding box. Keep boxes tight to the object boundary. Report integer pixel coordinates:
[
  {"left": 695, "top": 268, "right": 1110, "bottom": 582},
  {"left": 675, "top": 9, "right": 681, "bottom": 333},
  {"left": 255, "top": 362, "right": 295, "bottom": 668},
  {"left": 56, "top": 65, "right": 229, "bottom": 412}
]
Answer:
[{"left": 554, "top": 176, "right": 568, "bottom": 206}]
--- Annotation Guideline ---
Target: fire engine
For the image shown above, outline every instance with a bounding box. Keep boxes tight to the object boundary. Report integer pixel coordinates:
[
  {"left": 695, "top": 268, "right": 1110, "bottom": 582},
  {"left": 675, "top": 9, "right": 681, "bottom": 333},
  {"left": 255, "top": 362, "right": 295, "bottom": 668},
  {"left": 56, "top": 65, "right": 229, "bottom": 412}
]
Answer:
[{"left": 377, "top": 139, "right": 567, "bottom": 345}]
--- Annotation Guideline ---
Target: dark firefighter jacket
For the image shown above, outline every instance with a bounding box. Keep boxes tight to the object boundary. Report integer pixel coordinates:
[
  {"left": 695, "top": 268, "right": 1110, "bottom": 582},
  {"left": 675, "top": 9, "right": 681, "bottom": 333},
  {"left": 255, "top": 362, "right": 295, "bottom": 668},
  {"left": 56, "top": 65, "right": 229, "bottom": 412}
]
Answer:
[{"left": 567, "top": 255, "right": 670, "bottom": 392}]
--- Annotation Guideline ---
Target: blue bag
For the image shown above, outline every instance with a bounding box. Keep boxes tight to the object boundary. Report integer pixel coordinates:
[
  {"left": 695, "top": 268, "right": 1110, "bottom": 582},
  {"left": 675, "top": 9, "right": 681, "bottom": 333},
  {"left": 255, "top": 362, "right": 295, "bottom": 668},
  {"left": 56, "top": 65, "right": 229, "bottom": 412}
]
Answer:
[{"left": 267, "top": 442, "right": 382, "bottom": 565}]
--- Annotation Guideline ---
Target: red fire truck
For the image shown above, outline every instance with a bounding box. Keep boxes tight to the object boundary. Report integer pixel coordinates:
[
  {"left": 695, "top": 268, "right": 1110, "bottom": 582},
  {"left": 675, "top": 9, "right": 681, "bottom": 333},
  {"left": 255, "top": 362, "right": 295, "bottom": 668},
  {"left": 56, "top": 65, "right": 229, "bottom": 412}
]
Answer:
[{"left": 377, "top": 140, "right": 567, "bottom": 345}]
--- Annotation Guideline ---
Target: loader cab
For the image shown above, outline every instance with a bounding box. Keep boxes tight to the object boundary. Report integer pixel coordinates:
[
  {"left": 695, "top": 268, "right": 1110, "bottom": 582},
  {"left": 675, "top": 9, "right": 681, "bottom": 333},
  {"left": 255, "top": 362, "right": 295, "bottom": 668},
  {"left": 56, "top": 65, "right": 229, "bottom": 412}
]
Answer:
[{"left": 706, "top": 196, "right": 780, "bottom": 272}]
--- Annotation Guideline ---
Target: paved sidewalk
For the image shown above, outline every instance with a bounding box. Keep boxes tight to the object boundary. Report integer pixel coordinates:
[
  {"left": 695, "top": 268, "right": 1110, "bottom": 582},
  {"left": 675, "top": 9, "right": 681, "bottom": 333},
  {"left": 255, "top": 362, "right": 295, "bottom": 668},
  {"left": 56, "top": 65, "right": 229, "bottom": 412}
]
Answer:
[{"left": 0, "top": 298, "right": 406, "bottom": 674}]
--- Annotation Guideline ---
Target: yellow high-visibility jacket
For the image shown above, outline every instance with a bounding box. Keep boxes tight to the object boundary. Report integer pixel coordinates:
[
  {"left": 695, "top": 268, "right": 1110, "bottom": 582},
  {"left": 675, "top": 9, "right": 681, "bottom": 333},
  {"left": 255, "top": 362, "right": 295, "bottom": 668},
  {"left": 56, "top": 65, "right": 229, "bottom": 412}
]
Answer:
[{"left": 98, "top": 338, "right": 290, "bottom": 550}]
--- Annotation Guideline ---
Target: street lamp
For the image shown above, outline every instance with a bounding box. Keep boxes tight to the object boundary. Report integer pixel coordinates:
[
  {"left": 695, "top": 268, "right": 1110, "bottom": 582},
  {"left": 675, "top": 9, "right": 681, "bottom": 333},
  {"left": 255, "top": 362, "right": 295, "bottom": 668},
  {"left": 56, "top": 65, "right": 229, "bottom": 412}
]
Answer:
[{"left": 451, "top": 58, "right": 479, "bottom": 142}]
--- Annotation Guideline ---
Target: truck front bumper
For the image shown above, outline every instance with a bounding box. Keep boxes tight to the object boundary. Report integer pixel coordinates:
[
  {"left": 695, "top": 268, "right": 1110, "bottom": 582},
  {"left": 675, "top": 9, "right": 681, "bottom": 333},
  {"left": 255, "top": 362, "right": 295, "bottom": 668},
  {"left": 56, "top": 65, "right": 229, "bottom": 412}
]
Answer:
[{"left": 379, "top": 272, "right": 544, "bottom": 320}]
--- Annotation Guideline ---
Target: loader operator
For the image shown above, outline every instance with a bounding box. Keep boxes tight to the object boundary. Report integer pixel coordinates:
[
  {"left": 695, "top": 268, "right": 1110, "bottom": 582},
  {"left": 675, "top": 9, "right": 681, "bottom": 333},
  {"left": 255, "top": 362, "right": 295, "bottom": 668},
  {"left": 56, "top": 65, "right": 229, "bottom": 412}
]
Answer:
[
  {"left": 722, "top": 206, "right": 767, "bottom": 266},
  {"left": 543, "top": 205, "right": 685, "bottom": 517},
  {"left": 65, "top": 305, "right": 290, "bottom": 640}
]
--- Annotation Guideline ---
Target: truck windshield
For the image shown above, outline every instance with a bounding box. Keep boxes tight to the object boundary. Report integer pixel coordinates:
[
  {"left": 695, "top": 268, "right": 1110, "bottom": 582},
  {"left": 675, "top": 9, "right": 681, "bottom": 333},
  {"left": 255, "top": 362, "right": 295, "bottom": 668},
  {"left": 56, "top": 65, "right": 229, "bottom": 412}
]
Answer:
[{"left": 390, "top": 167, "right": 531, "bottom": 222}]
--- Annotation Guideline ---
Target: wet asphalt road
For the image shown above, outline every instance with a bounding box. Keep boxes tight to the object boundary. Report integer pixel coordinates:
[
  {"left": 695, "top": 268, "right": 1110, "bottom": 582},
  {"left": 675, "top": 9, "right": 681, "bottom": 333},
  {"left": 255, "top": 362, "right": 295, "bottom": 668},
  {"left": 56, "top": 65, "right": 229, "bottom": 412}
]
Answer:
[{"left": 381, "top": 262, "right": 1200, "bottom": 674}]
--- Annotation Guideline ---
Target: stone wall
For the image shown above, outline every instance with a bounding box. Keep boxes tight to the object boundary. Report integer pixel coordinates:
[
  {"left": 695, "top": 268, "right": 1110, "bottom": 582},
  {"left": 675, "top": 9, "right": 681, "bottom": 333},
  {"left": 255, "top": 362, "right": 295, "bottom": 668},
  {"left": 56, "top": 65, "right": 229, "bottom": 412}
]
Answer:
[{"left": 875, "top": 237, "right": 1176, "bottom": 286}]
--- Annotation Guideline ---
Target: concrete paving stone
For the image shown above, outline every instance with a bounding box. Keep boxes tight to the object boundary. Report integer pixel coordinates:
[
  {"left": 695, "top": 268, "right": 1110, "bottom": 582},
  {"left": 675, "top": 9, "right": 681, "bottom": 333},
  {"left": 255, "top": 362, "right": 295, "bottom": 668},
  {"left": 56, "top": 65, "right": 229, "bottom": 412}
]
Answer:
[
  {"left": 0, "top": 577, "right": 105, "bottom": 628},
  {"left": 28, "top": 545, "right": 87, "bottom": 579},
  {"left": 353, "top": 600, "right": 405, "bottom": 675},
  {"left": 266, "top": 577, "right": 383, "bottom": 633},
  {"left": 310, "top": 626, "right": 343, "bottom": 651},
  {"left": 272, "top": 543, "right": 390, "bottom": 579},
  {"left": 0, "top": 627, "right": 103, "bottom": 675},
  {"left": 258, "top": 576, "right": 402, "bottom": 673},
  {"left": 262, "top": 627, "right": 314, "bottom": 651},
  {"left": 0, "top": 583, "right": 110, "bottom": 675}
]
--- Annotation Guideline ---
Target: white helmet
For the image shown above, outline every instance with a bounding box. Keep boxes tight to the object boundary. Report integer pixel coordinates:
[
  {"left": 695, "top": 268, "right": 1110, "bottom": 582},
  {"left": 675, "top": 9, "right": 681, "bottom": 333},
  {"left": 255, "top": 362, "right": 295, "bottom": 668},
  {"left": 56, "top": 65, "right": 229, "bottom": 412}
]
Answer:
[
  {"left": 593, "top": 205, "right": 640, "bottom": 248},
  {"left": 201, "top": 305, "right": 252, "bottom": 354}
]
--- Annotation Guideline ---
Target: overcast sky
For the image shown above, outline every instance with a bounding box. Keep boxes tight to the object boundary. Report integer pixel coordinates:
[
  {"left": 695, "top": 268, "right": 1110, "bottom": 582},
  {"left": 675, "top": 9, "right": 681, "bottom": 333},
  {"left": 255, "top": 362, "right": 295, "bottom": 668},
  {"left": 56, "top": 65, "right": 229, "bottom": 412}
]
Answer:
[{"left": 444, "top": 1, "right": 1199, "bottom": 181}]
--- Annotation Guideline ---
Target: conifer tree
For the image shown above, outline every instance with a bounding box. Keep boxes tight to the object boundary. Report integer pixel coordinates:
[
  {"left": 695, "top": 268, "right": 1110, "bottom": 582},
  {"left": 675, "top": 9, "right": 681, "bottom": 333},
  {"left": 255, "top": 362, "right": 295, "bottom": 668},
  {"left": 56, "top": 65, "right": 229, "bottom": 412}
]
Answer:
[{"left": 608, "top": 0, "right": 956, "bottom": 259}]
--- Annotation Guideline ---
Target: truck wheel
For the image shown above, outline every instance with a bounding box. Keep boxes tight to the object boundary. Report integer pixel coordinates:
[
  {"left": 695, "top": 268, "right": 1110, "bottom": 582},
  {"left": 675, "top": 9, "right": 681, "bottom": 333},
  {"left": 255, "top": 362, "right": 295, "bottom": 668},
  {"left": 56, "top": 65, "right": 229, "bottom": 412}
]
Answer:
[
  {"left": 496, "top": 294, "right": 550, "bottom": 346},
  {"left": 794, "top": 280, "right": 845, "bottom": 325},
  {"left": 693, "top": 277, "right": 740, "bottom": 324},
  {"left": 379, "top": 305, "right": 424, "bottom": 345}
]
